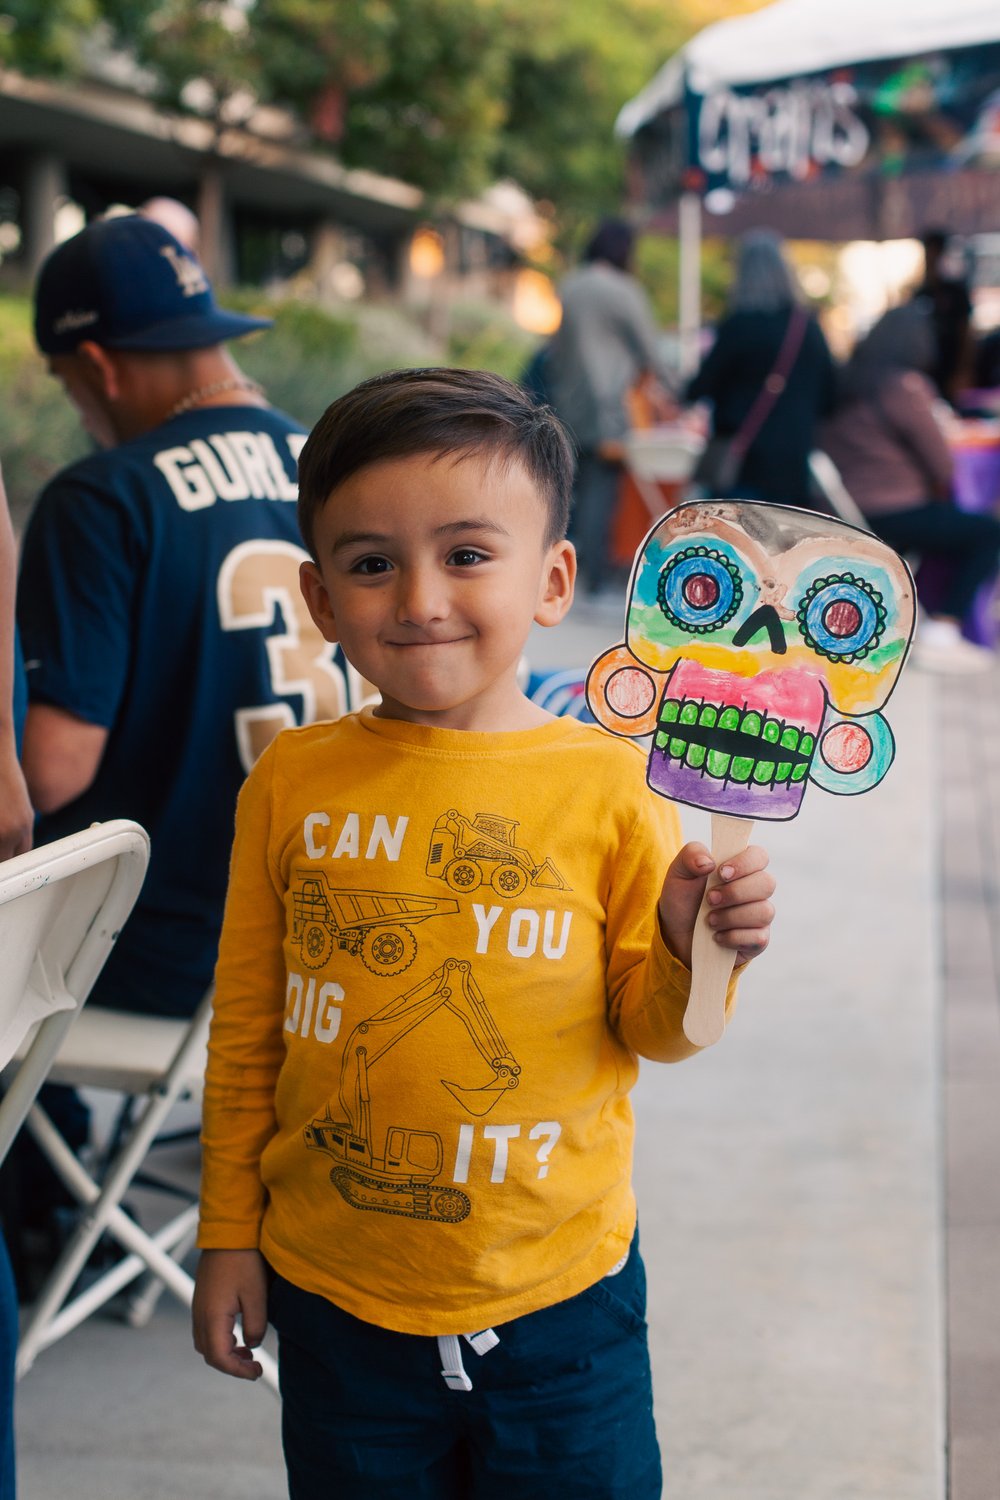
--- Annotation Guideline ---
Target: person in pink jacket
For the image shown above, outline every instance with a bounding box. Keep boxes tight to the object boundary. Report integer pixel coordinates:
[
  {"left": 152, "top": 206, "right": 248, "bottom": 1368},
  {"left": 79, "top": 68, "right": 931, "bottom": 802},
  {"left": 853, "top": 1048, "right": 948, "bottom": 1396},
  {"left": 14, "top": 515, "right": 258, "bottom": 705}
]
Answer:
[{"left": 821, "top": 303, "right": 1000, "bottom": 673}]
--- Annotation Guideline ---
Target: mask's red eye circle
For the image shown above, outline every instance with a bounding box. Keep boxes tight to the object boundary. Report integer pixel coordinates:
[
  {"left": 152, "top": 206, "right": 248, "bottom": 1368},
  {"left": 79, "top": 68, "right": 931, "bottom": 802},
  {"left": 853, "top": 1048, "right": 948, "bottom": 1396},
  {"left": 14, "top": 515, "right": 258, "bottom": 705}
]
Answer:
[
  {"left": 683, "top": 574, "right": 720, "bottom": 609},
  {"left": 823, "top": 599, "right": 862, "bottom": 638},
  {"left": 657, "top": 547, "right": 743, "bottom": 633},
  {"left": 797, "top": 573, "right": 886, "bottom": 661}
]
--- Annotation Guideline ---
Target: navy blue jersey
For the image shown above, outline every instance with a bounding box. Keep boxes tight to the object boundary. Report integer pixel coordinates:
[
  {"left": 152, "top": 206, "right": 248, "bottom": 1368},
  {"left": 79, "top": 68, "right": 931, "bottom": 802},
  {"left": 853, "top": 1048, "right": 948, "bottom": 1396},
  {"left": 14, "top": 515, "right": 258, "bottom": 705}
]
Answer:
[{"left": 18, "top": 404, "right": 359, "bottom": 1016}]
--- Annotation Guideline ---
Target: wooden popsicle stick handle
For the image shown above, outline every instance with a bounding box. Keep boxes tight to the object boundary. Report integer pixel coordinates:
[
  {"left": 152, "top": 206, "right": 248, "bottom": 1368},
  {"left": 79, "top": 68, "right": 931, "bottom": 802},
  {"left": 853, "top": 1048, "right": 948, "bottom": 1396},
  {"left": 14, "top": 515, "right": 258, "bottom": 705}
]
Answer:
[{"left": 682, "top": 814, "right": 753, "bottom": 1048}]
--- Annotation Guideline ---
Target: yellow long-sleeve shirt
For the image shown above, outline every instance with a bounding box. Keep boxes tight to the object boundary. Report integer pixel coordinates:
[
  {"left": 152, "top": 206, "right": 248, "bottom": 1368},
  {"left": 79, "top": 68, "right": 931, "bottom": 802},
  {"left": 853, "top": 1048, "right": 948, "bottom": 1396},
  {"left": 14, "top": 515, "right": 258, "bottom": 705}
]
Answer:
[{"left": 199, "top": 708, "right": 731, "bottom": 1335}]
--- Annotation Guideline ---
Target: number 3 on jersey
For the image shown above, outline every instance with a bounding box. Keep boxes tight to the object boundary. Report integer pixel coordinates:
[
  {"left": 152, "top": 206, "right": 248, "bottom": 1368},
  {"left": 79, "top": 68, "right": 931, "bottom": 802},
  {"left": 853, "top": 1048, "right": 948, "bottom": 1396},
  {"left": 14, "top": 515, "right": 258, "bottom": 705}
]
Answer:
[{"left": 218, "top": 539, "right": 373, "bottom": 772}]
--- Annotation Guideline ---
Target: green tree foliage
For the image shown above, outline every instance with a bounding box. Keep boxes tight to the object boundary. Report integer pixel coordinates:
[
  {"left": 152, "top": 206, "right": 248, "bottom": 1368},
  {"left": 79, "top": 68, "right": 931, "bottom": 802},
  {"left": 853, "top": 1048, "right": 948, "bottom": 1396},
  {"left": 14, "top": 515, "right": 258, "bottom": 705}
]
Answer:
[
  {"left": 0, "top": 0, "right": 768, "bottom": 215},
  {"left": 319, "top": 0, "right": 512, "bottom": 201},
  {"left": 635, "top": 233, "right": 734, "bottom": 327},
  {"left": 0, "top": 0, "right": 108, "bottom": 74},
  {"left": 497, "top": 0, "right": 692, "bottom": 226}
]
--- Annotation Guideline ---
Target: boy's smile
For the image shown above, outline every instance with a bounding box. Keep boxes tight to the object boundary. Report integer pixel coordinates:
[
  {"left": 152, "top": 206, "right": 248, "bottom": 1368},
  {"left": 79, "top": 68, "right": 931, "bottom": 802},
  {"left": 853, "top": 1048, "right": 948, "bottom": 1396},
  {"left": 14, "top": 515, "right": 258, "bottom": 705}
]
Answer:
[{"left": 299, "top": 450, "right": 576, "bottom": 731}]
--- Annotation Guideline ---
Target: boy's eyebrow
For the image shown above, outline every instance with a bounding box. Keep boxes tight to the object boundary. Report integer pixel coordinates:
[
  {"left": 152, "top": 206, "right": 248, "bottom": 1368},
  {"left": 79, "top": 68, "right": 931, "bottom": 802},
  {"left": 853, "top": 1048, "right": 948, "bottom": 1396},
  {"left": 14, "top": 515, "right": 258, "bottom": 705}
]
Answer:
[
  {"left": 434, "top": 518, "right": 511, "bottom": 538},
  {"left": 331, "top": 518, "right": 511, "bottom": 552}
]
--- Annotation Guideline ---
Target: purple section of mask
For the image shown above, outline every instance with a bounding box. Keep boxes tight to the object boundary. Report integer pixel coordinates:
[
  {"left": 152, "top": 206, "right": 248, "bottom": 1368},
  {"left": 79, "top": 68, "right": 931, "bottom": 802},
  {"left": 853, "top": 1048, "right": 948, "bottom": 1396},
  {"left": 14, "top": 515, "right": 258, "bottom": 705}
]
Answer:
[{"left": 646, "top": 746, "right": 807, "bottom": 820}]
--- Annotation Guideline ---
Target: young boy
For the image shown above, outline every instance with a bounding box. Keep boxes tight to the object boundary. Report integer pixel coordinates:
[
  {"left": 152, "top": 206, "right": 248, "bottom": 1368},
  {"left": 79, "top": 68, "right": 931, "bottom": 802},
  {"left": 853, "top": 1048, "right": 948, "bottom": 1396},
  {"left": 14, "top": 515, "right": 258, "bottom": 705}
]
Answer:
[{"left": 192, "top": 368, "right": 775, "bottom": 1498}]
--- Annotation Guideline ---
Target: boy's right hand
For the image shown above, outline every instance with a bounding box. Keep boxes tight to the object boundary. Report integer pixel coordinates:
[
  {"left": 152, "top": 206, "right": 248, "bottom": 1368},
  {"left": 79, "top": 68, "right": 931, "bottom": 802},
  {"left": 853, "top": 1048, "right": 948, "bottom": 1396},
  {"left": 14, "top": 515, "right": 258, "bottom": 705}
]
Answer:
[{"left": 192, "top": 1248, "right": 268, "bottom": 1381}]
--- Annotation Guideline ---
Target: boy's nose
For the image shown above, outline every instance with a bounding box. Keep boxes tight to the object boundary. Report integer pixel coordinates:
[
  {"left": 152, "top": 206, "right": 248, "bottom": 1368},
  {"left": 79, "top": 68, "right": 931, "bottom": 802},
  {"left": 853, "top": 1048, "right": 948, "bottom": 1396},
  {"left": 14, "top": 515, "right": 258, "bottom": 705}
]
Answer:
[{"left": 395, "top": 568, "right": 448, "bottom": 625}]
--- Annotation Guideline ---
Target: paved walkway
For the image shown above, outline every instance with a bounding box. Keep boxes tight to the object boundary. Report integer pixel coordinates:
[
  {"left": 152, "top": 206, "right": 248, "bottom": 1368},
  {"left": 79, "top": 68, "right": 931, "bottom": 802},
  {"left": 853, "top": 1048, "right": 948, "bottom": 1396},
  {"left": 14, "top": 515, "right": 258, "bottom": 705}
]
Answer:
[
  {"left": 941, "top": 673, "right": 1000, "bottom": 1499},
  {"left": 14, "top": 596, "right": 970, "bottom": 1499}
]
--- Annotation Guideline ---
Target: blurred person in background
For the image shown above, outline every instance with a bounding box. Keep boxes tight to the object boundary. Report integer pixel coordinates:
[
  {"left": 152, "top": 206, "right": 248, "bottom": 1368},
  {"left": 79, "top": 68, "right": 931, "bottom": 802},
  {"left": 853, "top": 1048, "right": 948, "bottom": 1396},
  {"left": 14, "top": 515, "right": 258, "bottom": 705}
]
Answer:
[
  {"left": 0, "top": 462, "right": 30, "bottom": 1499},
  {"left": 138, "top": 195, "right": 201, "bottom": 258},
  {"left": 7, "top": 215, "right": 356, "bottom": 1286},
  {"left": 546, "top": 218, "right": 671, "bottom": 597},
  {"left": 821, "top": 303, "right": 1000, "bottom": 673},
  {"left": 912, "top": 227, "right": 974, "bottom": 404},
  {"left": 0, "top": 467, "right": 31, "bottom": 864},
  {"left": 685, "top": 229, "right": 836, "bottom": 507}
]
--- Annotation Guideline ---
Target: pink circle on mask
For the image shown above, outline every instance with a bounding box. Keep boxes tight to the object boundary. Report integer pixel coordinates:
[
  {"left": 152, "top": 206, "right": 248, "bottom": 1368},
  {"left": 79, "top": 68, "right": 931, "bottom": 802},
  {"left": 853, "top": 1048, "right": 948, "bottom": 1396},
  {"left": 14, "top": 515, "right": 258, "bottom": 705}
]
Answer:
[
  {"left": 606, "top": 667, "right": 656, "bottom": 718},
  {"left": 821, "top": 721, "right": 872, "bottom": 774}
]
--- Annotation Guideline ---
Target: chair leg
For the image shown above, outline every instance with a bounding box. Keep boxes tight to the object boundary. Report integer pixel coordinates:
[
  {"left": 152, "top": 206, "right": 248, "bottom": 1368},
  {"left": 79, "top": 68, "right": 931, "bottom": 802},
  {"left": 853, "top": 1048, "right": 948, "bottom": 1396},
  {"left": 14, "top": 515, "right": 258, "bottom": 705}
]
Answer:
[
  {"left": 15, "top": 1103, "right": 197, "bottom": 1370},
  {"left": 125, "top": 1219, "right": 198, "bottom": 1328},
  {"left": 17, "top": 1103, "right": 279, "bottom": 1393}
]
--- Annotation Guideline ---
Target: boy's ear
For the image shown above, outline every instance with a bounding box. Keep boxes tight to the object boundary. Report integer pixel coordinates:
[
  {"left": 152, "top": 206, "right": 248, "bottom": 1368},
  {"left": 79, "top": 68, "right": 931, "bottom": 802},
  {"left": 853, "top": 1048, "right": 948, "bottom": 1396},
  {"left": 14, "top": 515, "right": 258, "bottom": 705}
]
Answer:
[
  {"left": 299, "top": 559, "right": 339, "bottom": 643},
  {"left": 534, "top": 539, "right": 576, "bottom": 629}
]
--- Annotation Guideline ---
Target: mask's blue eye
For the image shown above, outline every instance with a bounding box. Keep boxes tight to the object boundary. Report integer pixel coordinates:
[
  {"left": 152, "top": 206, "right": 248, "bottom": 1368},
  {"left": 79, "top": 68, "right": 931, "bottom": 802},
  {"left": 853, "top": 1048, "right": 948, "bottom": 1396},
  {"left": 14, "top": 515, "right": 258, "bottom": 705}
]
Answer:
[
  {"left": 797, "top": 574, "right": 887, "bottom": 661},
  {"left": 657, "top": 547, "right": 743, "bottom": 633}
]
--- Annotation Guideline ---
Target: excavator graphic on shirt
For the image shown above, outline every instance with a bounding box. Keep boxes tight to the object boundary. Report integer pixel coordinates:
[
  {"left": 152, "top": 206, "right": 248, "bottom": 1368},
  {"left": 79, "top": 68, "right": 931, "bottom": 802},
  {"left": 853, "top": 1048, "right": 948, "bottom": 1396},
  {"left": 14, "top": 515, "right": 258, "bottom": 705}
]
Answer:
[{"left": 304, "top": 958, "right": 520, "bottom": 1223}]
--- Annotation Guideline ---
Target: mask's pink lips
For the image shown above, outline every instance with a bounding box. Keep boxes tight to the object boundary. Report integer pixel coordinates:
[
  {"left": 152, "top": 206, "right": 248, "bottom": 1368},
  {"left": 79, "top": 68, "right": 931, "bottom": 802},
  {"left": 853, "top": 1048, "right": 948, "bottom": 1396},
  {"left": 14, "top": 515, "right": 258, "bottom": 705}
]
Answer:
[{"left": 667, "top": 658, "right": 826, "bottom": 732}]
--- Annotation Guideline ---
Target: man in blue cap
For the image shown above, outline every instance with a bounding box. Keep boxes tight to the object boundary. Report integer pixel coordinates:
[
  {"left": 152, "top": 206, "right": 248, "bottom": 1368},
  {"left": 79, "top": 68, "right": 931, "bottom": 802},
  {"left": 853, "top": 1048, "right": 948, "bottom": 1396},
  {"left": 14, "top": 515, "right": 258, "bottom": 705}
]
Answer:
[{"left": 17, "top": 214, "right": 352, "bottom": 1020}]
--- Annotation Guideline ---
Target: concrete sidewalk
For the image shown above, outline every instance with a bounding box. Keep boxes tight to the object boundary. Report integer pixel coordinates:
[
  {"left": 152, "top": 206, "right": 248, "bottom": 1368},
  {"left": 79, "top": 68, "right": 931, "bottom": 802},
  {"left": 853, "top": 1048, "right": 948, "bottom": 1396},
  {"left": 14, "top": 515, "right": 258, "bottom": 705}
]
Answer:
[{"left": 15, "top": 596, "right": 947, "bottom": 1500}]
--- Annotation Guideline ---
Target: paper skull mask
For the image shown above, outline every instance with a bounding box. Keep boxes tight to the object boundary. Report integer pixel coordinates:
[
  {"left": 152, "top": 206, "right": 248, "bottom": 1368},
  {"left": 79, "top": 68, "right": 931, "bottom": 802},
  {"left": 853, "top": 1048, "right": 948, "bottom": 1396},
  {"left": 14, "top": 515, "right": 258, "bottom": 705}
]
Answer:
[{"left": 586, "top": 501, "right": 914, "bottom": 820}]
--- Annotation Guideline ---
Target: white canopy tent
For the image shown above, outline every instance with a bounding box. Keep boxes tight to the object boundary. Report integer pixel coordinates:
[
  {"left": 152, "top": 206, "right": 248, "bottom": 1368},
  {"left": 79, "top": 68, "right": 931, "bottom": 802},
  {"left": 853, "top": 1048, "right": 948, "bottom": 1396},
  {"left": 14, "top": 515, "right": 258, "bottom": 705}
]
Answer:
[
  {"left": 618, "top": 0, "right": 1000, "bottom": 138},
  {"left": 617, "top": 0, "right": 1000, "bottom": 370}
]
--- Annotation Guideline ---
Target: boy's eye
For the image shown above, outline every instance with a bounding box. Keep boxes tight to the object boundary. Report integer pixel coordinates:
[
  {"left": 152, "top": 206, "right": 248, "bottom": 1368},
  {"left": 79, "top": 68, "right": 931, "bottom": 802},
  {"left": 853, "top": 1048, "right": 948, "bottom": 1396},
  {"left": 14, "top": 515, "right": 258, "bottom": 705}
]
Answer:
[
  {"left": 351, "top": 555, "right": 392, "bottom": 576},
  {"left": 448, "top": 548, "right": 487, "bottom": 567}
]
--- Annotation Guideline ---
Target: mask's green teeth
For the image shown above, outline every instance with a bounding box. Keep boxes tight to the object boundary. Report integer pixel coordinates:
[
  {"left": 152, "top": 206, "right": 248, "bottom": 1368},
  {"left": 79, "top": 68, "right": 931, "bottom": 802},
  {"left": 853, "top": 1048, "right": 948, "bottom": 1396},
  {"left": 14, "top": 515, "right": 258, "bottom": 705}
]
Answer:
[
  {"left": 730, "top": 753, "right": 754, "bottom": 783},
  {"left": 655, "top": 695, "right": 815, "bottom": 786}
]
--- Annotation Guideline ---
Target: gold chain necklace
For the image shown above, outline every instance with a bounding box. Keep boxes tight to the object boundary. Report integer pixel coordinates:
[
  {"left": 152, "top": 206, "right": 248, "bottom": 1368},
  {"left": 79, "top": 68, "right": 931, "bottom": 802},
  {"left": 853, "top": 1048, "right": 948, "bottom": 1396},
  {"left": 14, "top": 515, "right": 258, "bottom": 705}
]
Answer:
[{"left": 165, "top": 376, "right": 265, "bottom": 422}]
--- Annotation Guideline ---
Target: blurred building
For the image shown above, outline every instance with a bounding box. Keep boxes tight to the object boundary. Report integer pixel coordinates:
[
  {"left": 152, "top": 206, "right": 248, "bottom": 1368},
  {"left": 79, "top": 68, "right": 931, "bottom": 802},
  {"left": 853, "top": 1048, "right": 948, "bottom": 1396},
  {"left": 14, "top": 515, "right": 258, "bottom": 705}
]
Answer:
[{"left": 0, "top": 63, "right": 545, "bottom": 312}]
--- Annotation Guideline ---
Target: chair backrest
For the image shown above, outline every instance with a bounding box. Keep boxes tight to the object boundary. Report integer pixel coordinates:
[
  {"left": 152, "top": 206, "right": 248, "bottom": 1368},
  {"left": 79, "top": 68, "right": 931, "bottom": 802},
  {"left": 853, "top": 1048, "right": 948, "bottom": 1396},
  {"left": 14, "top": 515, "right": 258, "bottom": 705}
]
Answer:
[
  {"left": 808, "top": 451, "right": 872, "bottom": 532},
  {"left": 0, "top": 820, "right": 149, "bottom": 1163}
]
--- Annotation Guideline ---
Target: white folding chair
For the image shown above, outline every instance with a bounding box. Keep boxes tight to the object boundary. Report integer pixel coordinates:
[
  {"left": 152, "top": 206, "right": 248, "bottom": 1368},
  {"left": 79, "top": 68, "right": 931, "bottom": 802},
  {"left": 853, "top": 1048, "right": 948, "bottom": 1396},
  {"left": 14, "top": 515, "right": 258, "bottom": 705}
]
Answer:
[
  {"left": 808, "top": 450, "right": 873, "bottom": 532},
  {"left": 2, "top": 824, "right": 279, "bottom": 1390},
  {"left": 0, "top": 821, "right": 149, "bottom": 1169}
]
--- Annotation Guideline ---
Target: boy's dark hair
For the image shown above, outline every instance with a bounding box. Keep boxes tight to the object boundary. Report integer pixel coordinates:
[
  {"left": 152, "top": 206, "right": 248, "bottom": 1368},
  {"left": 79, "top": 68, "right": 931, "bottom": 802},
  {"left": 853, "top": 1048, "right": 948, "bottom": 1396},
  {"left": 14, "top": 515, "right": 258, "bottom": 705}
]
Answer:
[{"left": 297, "top": 367, "right": 574, "bottom": 557}]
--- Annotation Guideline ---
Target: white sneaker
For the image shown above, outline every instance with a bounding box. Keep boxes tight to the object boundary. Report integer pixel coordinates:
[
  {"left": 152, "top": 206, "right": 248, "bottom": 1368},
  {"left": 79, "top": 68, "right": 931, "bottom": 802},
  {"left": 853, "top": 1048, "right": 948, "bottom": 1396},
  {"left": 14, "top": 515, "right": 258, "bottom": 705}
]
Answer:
[{"left": 912, "top": 619, "right": 995, "bottom": 674}]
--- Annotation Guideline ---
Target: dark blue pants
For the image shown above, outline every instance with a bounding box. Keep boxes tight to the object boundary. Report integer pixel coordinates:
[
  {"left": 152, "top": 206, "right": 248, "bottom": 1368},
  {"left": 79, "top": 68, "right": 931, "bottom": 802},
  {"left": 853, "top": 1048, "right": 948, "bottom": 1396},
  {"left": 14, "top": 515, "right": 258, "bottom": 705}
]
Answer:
[
  {"left": 268, "top": 1234, "right": 661, "bottom": 1499},
  {"left": 869, "top": 501, "right": 1000, "bottom": 620},
  {"left": 571, "top": 452, "right": 622, "bottom": 595}
]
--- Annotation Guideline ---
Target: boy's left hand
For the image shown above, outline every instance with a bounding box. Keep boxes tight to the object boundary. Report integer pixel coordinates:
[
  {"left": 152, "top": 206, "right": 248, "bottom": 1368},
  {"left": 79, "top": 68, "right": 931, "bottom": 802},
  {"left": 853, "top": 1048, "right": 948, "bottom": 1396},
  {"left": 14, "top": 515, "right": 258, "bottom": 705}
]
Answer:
[{"left": 658, "top": 841, "right": 775, "bottom": 971}]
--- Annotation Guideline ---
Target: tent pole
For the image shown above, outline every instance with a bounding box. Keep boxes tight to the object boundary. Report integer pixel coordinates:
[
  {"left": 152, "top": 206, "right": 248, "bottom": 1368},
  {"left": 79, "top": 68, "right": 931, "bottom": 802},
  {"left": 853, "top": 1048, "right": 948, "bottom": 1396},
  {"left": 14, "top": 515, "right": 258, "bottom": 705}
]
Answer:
[{"left": 678, "top": 190, "right": 702, "bottom": 379}]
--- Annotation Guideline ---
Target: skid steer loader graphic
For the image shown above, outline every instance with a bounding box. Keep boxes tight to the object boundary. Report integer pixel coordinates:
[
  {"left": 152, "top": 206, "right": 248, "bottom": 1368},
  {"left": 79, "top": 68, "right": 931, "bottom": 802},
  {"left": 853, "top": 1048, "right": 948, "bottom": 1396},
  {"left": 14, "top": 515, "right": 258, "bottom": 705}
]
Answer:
[{"left": 425, "top": 810, "right": 568, "bottom": 900}]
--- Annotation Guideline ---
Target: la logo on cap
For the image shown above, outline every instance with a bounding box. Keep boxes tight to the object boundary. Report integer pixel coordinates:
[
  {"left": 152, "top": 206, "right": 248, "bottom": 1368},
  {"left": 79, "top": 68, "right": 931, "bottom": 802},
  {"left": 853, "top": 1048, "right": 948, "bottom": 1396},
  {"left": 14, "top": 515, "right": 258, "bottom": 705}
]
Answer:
[{"left": 159, "top": 245, "right": 209, "bottom": 299}]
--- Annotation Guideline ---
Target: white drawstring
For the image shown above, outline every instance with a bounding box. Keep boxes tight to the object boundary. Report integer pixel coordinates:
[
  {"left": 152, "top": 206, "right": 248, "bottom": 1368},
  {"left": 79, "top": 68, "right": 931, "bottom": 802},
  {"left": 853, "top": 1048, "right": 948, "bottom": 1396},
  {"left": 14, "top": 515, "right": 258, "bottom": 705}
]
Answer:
[{"left": 437, "top": 1327, "right": 499, "bottom": 1391}]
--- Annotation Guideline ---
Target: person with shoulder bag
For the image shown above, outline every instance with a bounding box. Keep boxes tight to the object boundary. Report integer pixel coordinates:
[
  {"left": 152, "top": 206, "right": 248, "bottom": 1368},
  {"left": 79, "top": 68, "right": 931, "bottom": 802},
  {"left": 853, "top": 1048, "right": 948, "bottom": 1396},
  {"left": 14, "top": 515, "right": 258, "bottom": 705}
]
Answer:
[{"left": 687, "top": 230, "right": 836, "bottom": 504}]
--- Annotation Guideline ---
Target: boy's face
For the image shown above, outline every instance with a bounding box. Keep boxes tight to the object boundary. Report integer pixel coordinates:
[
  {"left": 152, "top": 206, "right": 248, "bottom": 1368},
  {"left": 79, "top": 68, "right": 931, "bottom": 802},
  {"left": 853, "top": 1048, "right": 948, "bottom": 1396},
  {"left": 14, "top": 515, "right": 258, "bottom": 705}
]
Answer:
[{"left": 299, "top": 449, "right": 576, "bottom": 731}]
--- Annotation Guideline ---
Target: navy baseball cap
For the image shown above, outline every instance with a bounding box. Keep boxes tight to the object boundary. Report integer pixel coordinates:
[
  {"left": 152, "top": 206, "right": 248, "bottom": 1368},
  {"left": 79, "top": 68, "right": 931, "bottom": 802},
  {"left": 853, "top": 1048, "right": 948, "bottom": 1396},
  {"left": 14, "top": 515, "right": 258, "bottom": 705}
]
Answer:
[{"left": 34, "top": 214, "right": 272, "bottom": 356}]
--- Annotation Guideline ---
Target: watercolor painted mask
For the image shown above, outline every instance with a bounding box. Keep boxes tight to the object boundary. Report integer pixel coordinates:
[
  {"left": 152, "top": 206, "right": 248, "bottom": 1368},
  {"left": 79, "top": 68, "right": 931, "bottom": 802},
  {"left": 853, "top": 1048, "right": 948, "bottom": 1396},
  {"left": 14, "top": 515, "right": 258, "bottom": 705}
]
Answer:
[{"left": 586, "top": 501, "right": 914, "bottom": 820}]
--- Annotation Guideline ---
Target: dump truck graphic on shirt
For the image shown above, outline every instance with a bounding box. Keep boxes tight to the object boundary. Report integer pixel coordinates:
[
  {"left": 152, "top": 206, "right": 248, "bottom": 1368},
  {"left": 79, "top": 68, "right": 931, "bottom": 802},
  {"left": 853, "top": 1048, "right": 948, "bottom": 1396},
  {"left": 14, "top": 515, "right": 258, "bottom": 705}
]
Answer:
[
  {"left": 425, "top": 809, "right": 569, "bottom": 899},
  {"left": 305, "top": 958, "right": 520, "bottom": 1223},
  {"left": 291, "top": 873, "right": 458, "bottom": 976}
]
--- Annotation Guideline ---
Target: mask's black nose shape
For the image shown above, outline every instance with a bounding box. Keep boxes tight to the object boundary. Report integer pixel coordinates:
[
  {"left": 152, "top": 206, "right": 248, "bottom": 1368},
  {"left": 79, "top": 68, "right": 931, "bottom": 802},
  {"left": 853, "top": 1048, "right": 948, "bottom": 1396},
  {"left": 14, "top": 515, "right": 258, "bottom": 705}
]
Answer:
[{"left": 732, "top": 604, "right": 787, "bottom": 654}]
